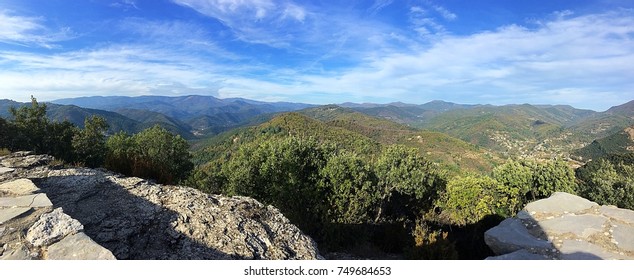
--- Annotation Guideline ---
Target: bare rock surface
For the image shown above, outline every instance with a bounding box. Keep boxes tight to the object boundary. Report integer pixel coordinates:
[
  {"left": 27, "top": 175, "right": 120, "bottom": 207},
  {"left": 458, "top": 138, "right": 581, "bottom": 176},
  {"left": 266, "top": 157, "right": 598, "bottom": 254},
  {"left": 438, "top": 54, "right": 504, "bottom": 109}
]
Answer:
[
  {"left": 485, "top": 192, "right": 634, "bottom": 260},
  {"left": 0, "top": 152, "right": 321, "bottom": 260},
  {"left": 26, "top": 208, "right": 84, "bottom": 247}
]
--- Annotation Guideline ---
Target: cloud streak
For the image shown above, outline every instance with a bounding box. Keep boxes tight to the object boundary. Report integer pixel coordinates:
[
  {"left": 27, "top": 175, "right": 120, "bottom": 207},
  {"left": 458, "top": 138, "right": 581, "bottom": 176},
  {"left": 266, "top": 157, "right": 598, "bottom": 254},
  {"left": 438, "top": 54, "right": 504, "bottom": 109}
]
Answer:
[{"left": 0, "top": 10, "right": 72, "bottom": 48}]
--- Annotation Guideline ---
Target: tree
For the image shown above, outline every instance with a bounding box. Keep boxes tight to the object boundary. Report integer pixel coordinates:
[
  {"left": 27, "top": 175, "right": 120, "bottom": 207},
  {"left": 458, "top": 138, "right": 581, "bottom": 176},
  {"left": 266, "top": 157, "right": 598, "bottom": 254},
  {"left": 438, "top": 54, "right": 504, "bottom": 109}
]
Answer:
[
  {"left": 105, "top": 126, "right": 193, "bottom": 184},
  {"left": 0, "top": 117, "right": 13, "bottom": 149},
  {"left": 223, "top": 136, "right": 329, "bottom": 235},
  {"left": 492, "top": 160, "right": 533, "bottom": 215},
  {"left": 532, "top": 159, "right": 576, "bottom": 199},
  {"left": 9, "top": 96, "right": 49, "bottom": 153},
  {"left": 436, "top": 175, "right": 498, "bottom": 225},
  {"left": 373, "top": 145, "right": 445, "bottom": 223},
  {"left": 132, "top": 125, "right": 193, "bottom": 184},
  {"left": 576, "top": 155, "right": 634, "bottom": 210},
  {"left": 72, "top": 116, "right": 109, "bottom": 167},
  {"left": 320, "top": 151, "right": 379, "bottom": 224},
  {"left": 105, "top": 131, "right": 134, "bottom": 175}
]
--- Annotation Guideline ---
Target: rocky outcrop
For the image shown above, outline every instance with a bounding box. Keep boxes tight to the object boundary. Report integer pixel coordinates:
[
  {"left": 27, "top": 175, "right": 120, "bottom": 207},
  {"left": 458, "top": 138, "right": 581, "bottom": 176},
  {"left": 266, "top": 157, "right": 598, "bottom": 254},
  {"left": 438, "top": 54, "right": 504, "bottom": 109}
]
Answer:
[
  {"left": 485, "top": 192, "right": 634, "bottom": 260},
  {"left": 0, "top": 152, "right": 322, "bottom": 260}
]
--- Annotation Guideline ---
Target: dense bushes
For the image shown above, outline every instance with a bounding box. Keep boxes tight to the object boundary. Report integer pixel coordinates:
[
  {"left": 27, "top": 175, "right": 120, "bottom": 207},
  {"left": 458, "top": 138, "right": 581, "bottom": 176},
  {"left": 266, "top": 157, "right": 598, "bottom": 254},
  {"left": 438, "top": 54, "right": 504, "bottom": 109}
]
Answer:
[
  {"left": 105, "top": 125, "right": 193, "bottom": 184},
  {"left": 1, "top": 97, "right": 193, "bottom": 185},
  {"left": 576, "top": 154, "right": 634, "bottom": 210}
]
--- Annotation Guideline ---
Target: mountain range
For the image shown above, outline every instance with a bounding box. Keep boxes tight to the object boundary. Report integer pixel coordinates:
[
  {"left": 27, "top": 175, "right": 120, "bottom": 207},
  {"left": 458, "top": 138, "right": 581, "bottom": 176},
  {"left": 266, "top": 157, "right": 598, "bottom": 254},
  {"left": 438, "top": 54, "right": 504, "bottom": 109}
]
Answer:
[{"left": 1, "top": 95, "right": 633, "bottom": 166}]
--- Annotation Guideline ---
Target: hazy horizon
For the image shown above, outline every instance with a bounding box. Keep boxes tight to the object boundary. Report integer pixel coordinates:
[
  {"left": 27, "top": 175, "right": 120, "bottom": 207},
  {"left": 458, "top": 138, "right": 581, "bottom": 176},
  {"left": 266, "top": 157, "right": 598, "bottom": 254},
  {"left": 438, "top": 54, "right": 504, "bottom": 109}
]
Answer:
[{"left": 1, "top": 0, "right": 633, "bottom": 111}]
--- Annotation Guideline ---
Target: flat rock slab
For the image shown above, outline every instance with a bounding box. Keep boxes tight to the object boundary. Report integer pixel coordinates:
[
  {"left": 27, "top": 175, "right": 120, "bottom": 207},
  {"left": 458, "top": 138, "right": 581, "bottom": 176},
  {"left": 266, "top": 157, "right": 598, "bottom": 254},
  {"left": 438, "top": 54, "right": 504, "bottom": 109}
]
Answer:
[
  {"left": 538, "top": 214, "right": 607, "bottom": 238},
  {"left": 0, "top": 167, "right": 15, "bottom": 175},
  {"left": 0, "top": 207, "right": 31, "bottom": 224},
  {"left": 600, "top": 206, "right": 634, "bottom": 225},
  {"left": 0, "top": 179, "right": 40, "bottom": 195},
  {"left": 27, "top": 208, "right": 84, "bottom": 247},
  {"left": 0, "top": 244, "right": 31, "bottom": 260},
  {"left": 47, "top": 232, "right": 116, "bottom": 260},
  {"left": 612, "top": 222, "right": 634, "bottom": 252},
  {"left": 524, "top": 192, "right": 597, "bottom": 215},
  {"left": 0, "top": 194, "right": 52, "bottom": 208},
  {"left": 486, "top": 249, "right": 549, "bottom": 260},
  {"left": 559, "top": 240, "right": 631, "bottom": 260},
  {"left": 484, "top": 218, "right": 553, "bottom": 255}
]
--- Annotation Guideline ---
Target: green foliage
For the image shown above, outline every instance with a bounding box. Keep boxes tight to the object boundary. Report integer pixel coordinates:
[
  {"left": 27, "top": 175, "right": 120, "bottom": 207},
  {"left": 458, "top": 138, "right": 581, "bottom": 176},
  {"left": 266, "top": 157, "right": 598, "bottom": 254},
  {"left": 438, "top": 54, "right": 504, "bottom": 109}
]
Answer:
[
  {"left": 0, "top": 117, "right": 12, "bottom": 149},
  {"left": 576, "top": 154, "right": 634, "bottom": 210},
  {"left": 374, "top": 145, "right": 445, "bottom": 223},
  {"left": 72, "top": 116, "right": 109, "bottom": 167},
  {"left": 45, "top": 121, "right": 78, "bottom": 163},
  {"left": 492, "top": 160, "right": 533, "bottom": 215},
  {"left": 223, "top": 136, "right": 329, "bottom": 235},
  {"left": 491, "top": 158, "right": 576, "bottom": 213},
  {"left": 320, "top": 151, "right": 379, "bottom": 224},
  {"left": 5, "top": 97, "right": 79, "bottom": 163},
  {"left": 105, "top": 131, "right": 134, "bottom": 174},
  {"left": 531, "top": 159, "right": 576, "bottom": 199},
  {"left": 573, "top": 127, "right": 634, "bottom": 161},
  {"left": 9, "top": 96, "right": 50, "bottom": 153},
  {"left": 105, "top": 125, "right": 193, "bottom": 184},
  {"left": 436, "top": 175, "right": 498, "bottom": 225}
]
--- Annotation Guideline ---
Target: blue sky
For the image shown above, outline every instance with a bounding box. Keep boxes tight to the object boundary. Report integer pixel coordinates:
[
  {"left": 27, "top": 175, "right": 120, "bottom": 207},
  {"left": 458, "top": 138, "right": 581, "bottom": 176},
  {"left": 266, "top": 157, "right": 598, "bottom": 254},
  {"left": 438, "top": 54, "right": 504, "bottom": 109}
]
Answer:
[{"left": 1, "top": 0, "right": 633, "bottom": 110}]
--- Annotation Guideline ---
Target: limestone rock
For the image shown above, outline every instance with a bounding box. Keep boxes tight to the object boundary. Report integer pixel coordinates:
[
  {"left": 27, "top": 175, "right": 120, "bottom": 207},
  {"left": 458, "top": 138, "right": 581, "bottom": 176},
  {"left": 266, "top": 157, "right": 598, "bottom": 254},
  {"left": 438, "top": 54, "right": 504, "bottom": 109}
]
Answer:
[
  {"left": 559, "top": 240, "right": 632, "bottom": 260},
  {"left": 0, "top": 207, "right": 31, "bottom": 224},
  {"left": 612, "top": 222, "right": 634, "bottom": 252},
  {"left": 484, "top": 218, "right": 553, "bottom": 255},
  {"left": 486, "top": 192, "right": 634, "bottom": 260},
  {"left": 37, "top": 169, "right": 322, "bottom": 259},
  {"left": 538, "top": 214, "right": 607, "bottom": 238},
  {"left": 0, "top": 179, "right": 40, "bottom": 195},
  {"left": 0, "top": 152, "right": 322, "bottom": 260},
  {"left": 599, "top": 206, "right": 634, "bottom": 225},
  {"left": 0, "top": 244, "right": 31, "bottom": 260},
  {"left": 26, "top": 208, "right": 84, "bottom": 247},
  {"left": 485, "top": 249, "right": 549, "bottom": 260},
  {"left": 0, "top": 194, "right": 52, "bottom": 208},
  {"left": 0, "top": 152, "right": 53, "bottom": 168},
  {"left": 524, "top": 192, "right": 597, "bottom": 215},
  {"left": 47, "top": 232, "right": 116, "bottom": 260},
  {"left": 0, "top": 167, "right": 14, "bottom": 175}
]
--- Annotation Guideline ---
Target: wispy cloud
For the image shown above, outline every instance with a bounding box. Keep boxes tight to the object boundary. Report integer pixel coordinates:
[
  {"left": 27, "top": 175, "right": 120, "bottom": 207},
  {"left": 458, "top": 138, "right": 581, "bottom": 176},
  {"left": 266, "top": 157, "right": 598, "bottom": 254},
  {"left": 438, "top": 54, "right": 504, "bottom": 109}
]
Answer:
[
  {"left": 216, "top": 10, "right": 634, "bottom": 110},
  {"left": 109, "top": 0, "right": 140, "bottom": 11},
  {"left": 0, "top": 10, "right": 72, "bottom": 48},
  {"left": 368, "top": 0, "right": 394, "bottom": 15},
  {"left": 170, "top": 0, "right": 307, "bottom": 47}
]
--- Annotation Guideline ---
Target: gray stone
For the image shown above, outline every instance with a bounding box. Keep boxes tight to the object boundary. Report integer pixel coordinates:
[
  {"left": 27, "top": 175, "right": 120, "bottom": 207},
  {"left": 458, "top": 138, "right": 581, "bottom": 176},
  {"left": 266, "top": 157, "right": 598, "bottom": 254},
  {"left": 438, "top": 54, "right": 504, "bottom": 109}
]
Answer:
[
  {"left": 0, "top": 167, "right": 15, "bottom": 175},
  {"left": 26, "top": 208, "right": 84, "bottom": 247},
  {"left": 612, "top": 222, "right": 634, "bottom": 252},
  {"left": 559, "top": 240, "right": 632, "bottom": 260},
  {"left": 0, "top": 194, "right": 52, "bottom": 208},
  {"left": 600, "top": 206, "right": 634, "bottom": 225},
  {"left": 0, "top": 244, "right": 30, "bottom": 260},
  {"left": 486, "top": 249, "right": 549, "bottom": 260},
  {"left": 537, "top": 214, "right": 607, "bottom": 238},
  {"left": 47, "top": 232, "right": 116, "bottom": 260},
  {"left": 0, "top": 179, "right": 40, "bottom": 195},
  {"left": 0, "top": 207, "right": 31, "bottom": 224},
  {"left": 484, "top": 218, "right": 554, "bottom": 255},
  {"left": 524, "top": 192, "right": 597, "bottom": 215}
]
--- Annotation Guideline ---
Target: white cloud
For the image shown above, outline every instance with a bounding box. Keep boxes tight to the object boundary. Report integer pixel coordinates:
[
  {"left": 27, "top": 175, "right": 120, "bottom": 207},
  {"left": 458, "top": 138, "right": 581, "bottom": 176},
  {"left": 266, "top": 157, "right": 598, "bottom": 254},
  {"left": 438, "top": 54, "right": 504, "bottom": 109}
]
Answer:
[
  {"left": 170, "top": 0, "right": 307, "bottom": 47},
  {"left": 215, "top": 10, "right": 634, "bottom": 110},
  {"left": 0, "top": 10, "right": 72, "bottom": 48}
]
